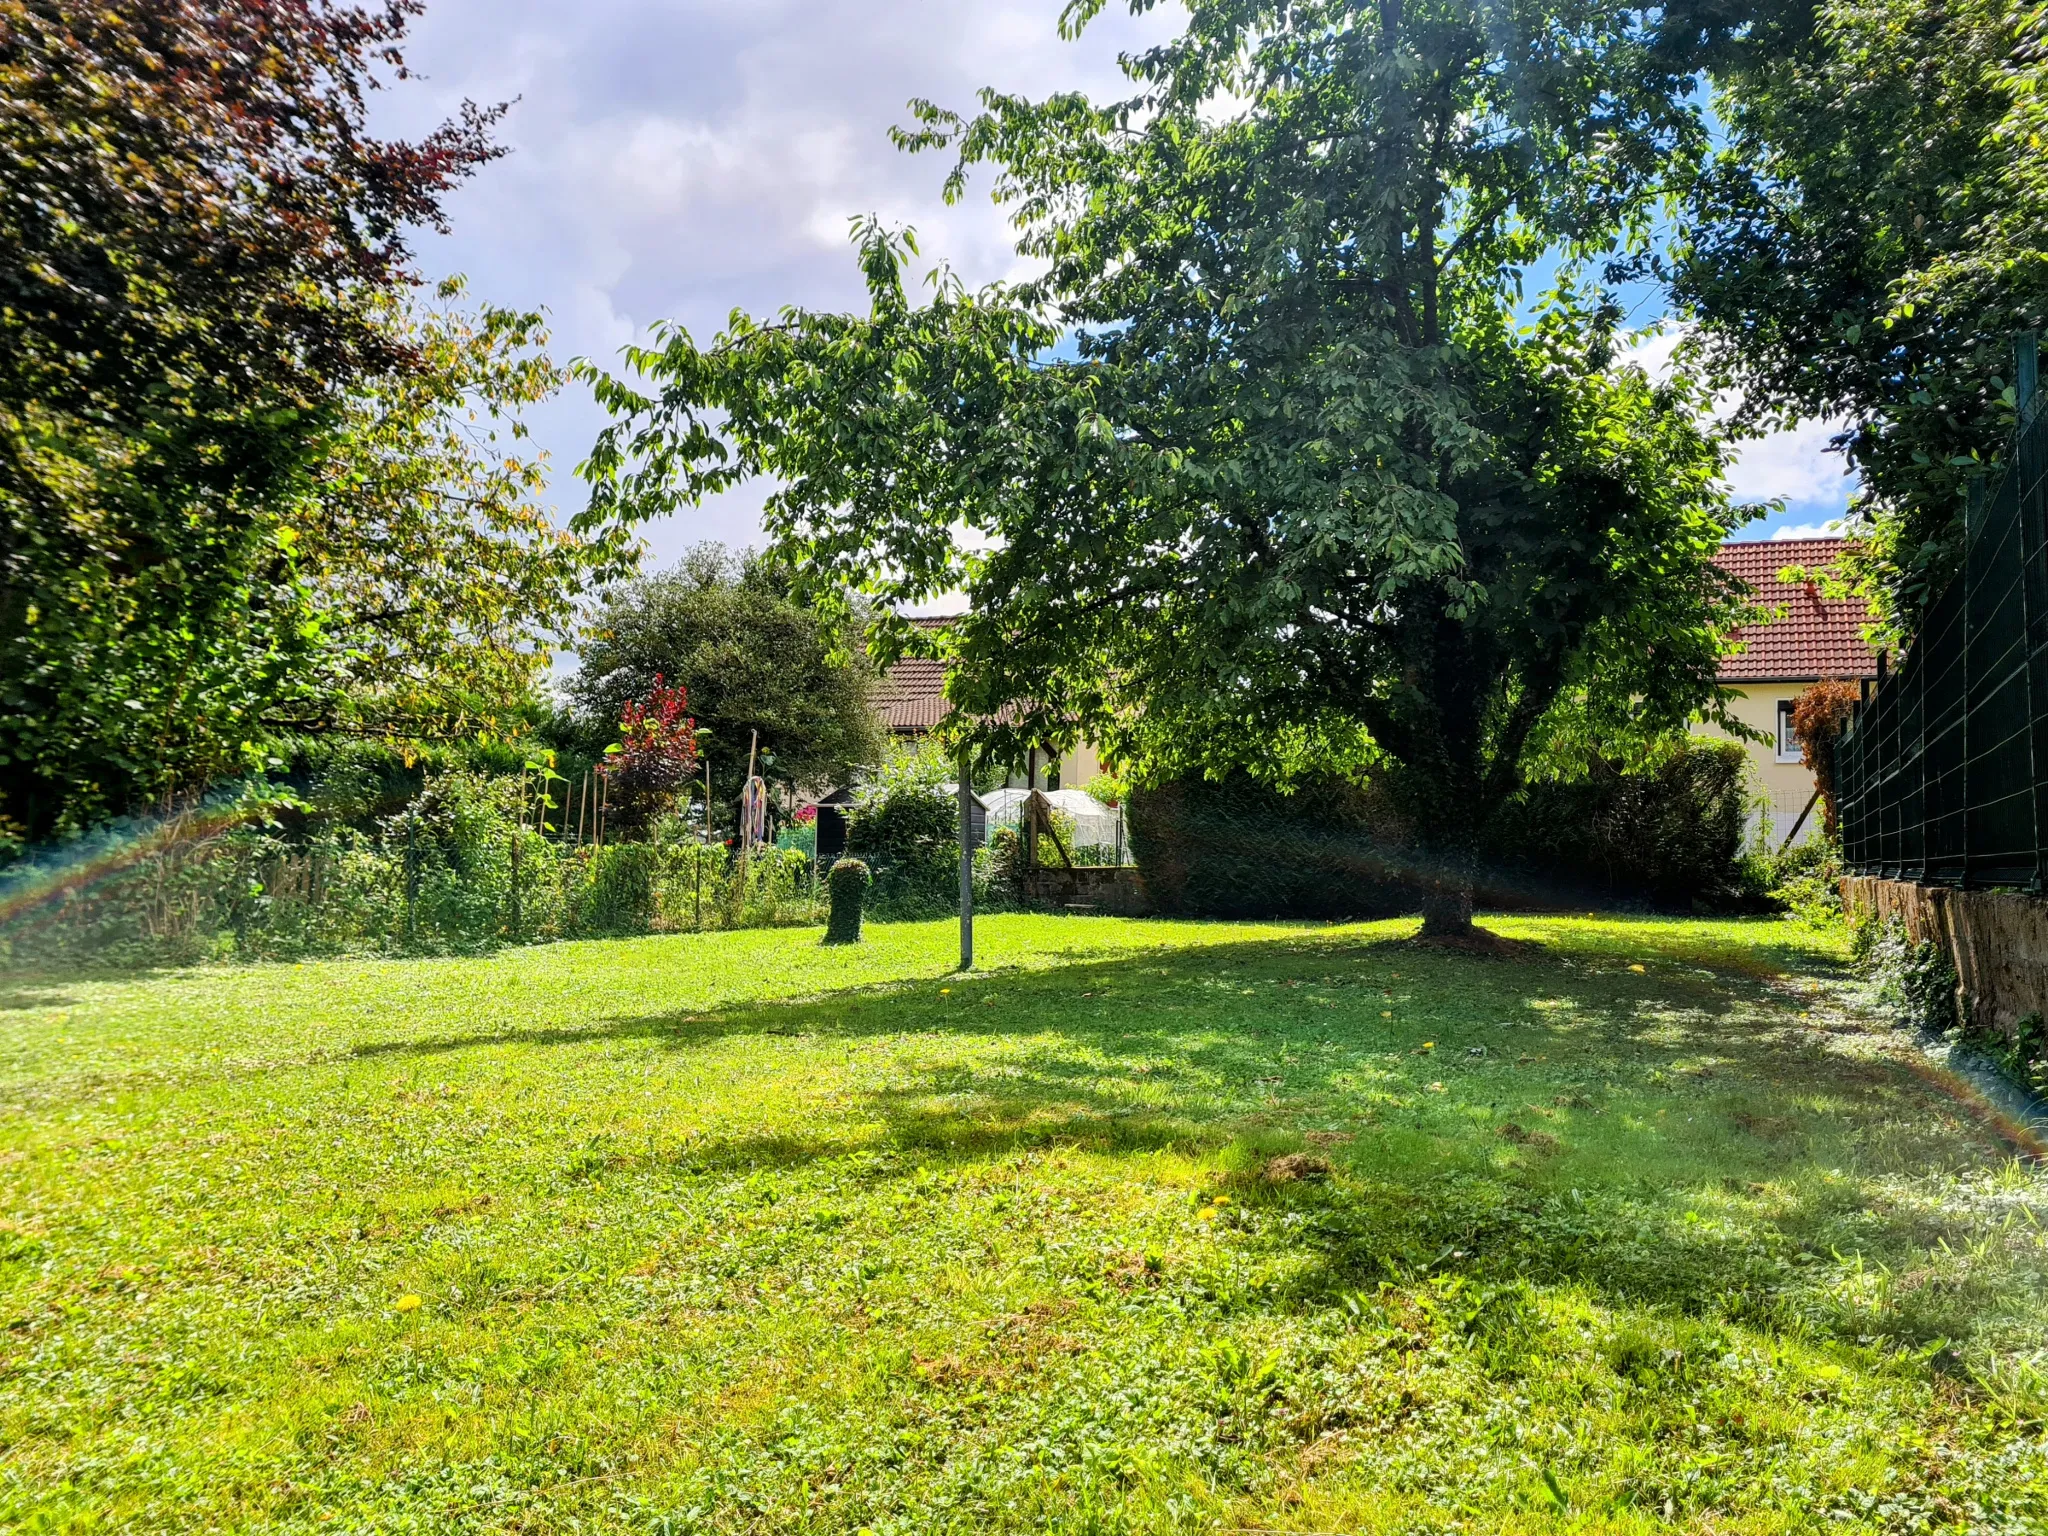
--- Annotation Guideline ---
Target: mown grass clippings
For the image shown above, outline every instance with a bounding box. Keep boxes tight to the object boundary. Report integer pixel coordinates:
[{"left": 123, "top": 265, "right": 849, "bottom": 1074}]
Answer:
[{"left": 0, "top": 912, "right": 2043, "bottom": 1533}]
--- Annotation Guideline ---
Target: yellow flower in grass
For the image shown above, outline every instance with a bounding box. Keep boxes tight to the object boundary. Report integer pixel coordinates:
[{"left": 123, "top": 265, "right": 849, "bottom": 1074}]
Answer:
[{"left": 394, "top": 1294, "right": 423, "bottom": 1314}]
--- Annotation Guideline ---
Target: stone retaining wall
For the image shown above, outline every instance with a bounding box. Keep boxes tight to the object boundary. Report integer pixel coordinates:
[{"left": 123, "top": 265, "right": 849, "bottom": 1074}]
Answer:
[
  {"left": 1021, "top": 865, "right": 1152, "bottom": 916},
  {"left": 1842, "top": 876, "right": 2048, "bottom": 1041}
]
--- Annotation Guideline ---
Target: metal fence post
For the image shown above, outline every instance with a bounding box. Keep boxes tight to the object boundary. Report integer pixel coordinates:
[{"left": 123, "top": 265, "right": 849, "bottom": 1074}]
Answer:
[
  {"left": 1961, "top": 476, "right": 1983, "bottom": 887},
  {"left": 2016, "top": 333, "right": 2048, "bottom": 890}
]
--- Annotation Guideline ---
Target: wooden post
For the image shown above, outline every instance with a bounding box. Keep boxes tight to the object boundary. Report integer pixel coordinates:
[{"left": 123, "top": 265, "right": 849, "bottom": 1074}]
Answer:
[
  {"left": 509, "top": 827, "right": 522, "bottom": 935},
  {"left": 959, "top": 746, "right": 974, "bottom": 971},
  {"left": 404, "top": 815, "right": 418, "bottom": 942}
]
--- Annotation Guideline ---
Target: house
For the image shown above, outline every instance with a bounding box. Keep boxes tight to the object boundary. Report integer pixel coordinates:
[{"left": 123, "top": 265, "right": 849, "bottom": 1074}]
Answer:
[
  {"left": 869, "top": 616, "right": 1104, "bottom": 792},
  {"left": 1705, "top": 537, "right": 1878, "bottom": 846}
]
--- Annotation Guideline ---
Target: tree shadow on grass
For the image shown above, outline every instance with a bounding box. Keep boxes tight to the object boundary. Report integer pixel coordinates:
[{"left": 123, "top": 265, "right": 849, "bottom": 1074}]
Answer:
[{"left": 356, "top": 924, "right": 2020, "bottom": 1341}]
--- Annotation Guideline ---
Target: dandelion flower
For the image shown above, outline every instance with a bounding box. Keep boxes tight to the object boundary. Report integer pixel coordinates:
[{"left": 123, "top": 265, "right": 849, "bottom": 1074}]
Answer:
[{"left": 394, "top": 1294, "right": 423, "bottom": 1313}]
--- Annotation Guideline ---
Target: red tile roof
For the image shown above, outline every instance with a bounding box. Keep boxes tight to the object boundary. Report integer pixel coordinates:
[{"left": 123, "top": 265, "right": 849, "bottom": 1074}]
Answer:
[
  {"left": 1714, "top": 538, "right": 1878, "bottom": 683},
  {"left": 872, "top": 614, "right": 961, "bottom": 734},
  {"left": 873, "top": 657, "right": 950, "bottom": 733}
]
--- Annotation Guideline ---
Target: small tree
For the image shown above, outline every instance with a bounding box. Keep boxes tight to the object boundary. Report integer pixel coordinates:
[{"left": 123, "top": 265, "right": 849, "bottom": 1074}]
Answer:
[
  {"left": 1792, "top": 680, "right": 1860, "bottom": 840},
  {"left": 600, "top": 676, "right": 698, "bottom": 837}
]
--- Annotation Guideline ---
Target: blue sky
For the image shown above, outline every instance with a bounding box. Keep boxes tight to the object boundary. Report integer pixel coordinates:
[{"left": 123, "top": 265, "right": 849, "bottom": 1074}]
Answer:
[{"left": 378, "top": 0, "right": 1854, "bottom": 574}]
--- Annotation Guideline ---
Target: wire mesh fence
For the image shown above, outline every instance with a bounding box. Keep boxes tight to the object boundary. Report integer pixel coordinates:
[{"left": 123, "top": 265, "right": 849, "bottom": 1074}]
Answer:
[{"left": 1837, "top": 336, "right": 2048, "bottom": 889}]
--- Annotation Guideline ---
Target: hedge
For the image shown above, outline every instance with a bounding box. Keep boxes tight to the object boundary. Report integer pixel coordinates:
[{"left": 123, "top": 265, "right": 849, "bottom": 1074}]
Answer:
[{"left": 1127, "top": 743, "right": 1755, "bottom": 919}]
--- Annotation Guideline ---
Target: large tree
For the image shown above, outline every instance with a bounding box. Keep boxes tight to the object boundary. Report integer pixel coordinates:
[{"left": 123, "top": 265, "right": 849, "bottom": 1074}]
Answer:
[
  {"left": 289, "top": 281, "right": 643, "bottom": 747},
  {"left": 582, "top": 0, "right": 1751, "bottom": 934},
  {"left": 1673, "top": 0, "right": 2048, "bottom": 632},
  {"left": 566, "top": 546, "right": 882, "bottom": 800},
  {"left": 0, "top": 1, "right": 502, "bottom": 843}
]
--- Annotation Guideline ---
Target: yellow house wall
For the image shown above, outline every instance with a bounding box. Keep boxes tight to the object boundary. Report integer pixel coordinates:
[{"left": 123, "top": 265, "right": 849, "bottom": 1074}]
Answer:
[
  {"left": 999, "top": 740, "right": 1105, "bottom": 792},
  {"left": 1694, "top": 683, "right": 1824, "bottom": 845}
]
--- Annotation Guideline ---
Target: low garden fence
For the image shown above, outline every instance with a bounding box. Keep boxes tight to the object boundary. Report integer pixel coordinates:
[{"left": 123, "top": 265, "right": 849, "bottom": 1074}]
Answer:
[{"left": 1837, "top": 337, "right": 2048, "bottom": 889}]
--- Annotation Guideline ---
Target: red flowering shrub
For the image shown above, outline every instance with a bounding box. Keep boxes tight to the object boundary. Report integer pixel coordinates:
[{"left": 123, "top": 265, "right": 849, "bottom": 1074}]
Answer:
[
  {"left": 1792, "top": 680, "right": 1859, "bottom": 840},
  {"left": 601, "top": 676, "right": 699, "bottom": 835}
]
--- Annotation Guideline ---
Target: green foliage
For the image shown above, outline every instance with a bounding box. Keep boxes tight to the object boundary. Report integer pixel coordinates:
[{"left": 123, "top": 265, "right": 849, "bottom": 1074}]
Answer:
[
  {"left": 846, "top": 741, "right": 961, "bottom": 916},
  {"left": 1128, "top": 774, "right": 1414, "bottom": 920},
  {"left": 1744, "top": 835, "right": 1846, "bottom": 928},
  {"left": 578, "top": 0, "right": 1754, "bottom": 928},
  {"left": 824, "top": 857, "right": 872, "bottom": 944},
  {"left": 1675, "top": 0, "right": 2048, "bottom": 634},
  {"left": 290, "top": 285, "right": 643, "bottom": 744},
  {"left": 566, "top": 544, "right": 882, "bottom": 797},
  {"left": 0, "top": 777, "right": 823, "bottom": 967},
  {"left": 1082, "top": 772, "right": 1127, "bottom": 809},
  {"left": 1973, "top": 1012, "right": 2048, "bottom": 1101},
  {"left": 0, "top": 2, "right": 503, "bottom": 843},
  {"left": 2, "top": 914, "right": 2045, "bottom": 1530},
  {"left": 1863, "top": 917, "right": 1961, "bottom": 1035},
  {"left": 1488, "top": 743, "right": 1755, "bottom": 909}
]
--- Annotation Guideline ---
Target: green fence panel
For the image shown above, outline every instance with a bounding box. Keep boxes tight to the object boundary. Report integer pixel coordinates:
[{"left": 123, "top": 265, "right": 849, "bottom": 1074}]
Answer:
[{"left": 1838, "top": 337, "right": 2047, "bottom": 890}]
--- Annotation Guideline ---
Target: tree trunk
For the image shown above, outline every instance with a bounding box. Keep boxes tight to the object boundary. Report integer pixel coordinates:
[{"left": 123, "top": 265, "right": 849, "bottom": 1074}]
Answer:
[{"left": 1418, "top": 881, "right": 1474, "bottom": 938}]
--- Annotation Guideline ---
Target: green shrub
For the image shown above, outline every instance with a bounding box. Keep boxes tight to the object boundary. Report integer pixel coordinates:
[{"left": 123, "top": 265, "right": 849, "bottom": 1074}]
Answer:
[
  {"left": 573, "top": 842, "right": 658, "bottom": 936},
  {"left": 1489, "top": 743, "right": 1754, "bottom": 909},
  {"left": 824, "top": 858, "right": 871, "bottom": 944},
  {"left": 1865, "top": 917, "right": 1960, "bottom": 1035},
  {"left": 846, "top": 744, "right": 959, "bottom": 917},
  {"left": 1743, "top": 836, "right": 1844, "bottom": 926},
  {"left": 1128, "top": 744, "right": 1755, "bottom": 919},
  {"left": 0, "top": 772, "right": 825, "bottom": 968}
]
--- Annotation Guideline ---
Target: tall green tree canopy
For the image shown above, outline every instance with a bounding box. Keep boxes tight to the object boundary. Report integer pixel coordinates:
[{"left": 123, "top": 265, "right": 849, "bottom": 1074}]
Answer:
[
  {"left": 566, "top": 546, "right": 882, "bottom": 799},
  {"left": 1674, "top": 0, "right": 2048, "bottom": 631},
  {"left": 582, "top": 0, "right": 1752, "bottom": 931}
]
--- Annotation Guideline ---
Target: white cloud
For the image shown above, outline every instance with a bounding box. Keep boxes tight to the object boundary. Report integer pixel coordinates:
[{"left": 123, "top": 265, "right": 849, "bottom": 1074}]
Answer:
[
  {"left": 1724, "top": 416, "right": 1856, "bottom": 518},
  {"left": 1769, "top": 520, "right": 1848, "bottom": 541},
  {"left": 384, "top": 4, "right": 1857, "bottom": 580}
]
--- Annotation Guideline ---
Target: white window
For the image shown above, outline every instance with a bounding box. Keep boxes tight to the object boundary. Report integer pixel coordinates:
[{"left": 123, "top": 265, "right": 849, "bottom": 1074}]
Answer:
[{"left": 1776, "top": 699, "right": 1803, "bottom": 763}]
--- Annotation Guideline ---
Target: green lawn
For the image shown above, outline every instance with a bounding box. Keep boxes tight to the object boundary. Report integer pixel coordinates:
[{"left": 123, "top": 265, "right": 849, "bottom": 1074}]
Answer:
[{"left": 1, "top": 913, "right": 2044, "bottom": 1533}]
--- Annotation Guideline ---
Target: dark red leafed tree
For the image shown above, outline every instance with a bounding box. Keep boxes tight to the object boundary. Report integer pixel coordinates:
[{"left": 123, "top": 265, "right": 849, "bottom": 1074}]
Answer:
[{"left": 601, "top": 677, "right": 700, "bottom": 836}]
